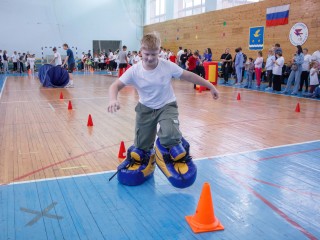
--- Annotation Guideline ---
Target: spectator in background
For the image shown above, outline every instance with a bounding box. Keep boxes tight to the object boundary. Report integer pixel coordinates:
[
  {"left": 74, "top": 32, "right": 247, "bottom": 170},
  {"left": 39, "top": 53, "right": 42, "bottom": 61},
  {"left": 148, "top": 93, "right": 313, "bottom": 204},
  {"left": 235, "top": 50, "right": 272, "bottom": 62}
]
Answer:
[
  {"left": 308, "top": 61, "right": 319, "bottom": 94},
  {"left": 177, "top": 47, "right": 184, "bottom": 67},
  {"left": 274, "top": 43, "right": 282, "bottom": 56},
  {"left": 0, "top": 50, "right": 3, "bottom": 73},
  {"left": 186, "top": 51, "right": 199, "bottom": 89},
  {"left": 118, "top": 45, "right": 128, "bottom": 72},
  {"left": 62, "top": 43, "right": 76, "bottom": 88},
  {"left": 187, "top": 49, "right": 192, "bottom": 58},
  {"left": 80, "top": 52, "right": 85, "bottom": 70},
  {"left": 254, "top": 51, "right": 264, "bottom": 89},
  {"left": 27, "top": 54, "right": 36, "bottom": 74},
  {"left": 282, "top": 45, "right": 304, "bottom": 95},
  {"left": 99, "top": 53, "right": 105, "bottom": 70},
  {"left": 169, "top": 51, "right": 177, "bottom": 64},
  {"left": 220, "top": 48, "right": 232, "bottom": 85},
  {"left": 234, "top": 47, "right": 244, "bottom": 85},
  {"left": 180, "top": 49, "right": 188, "bottom": 70},
  {"left": 11, "top": 51, "right": 18, "bottom": 72},
  {"left": 204, "top": 48, "right": 212, "bottom": 62},
  {"left": 299, "top": 48, "right": 312, "bottom": 92},
  {"left": 19, "top": 53, "right": 25, "bottom": 73},
  {"left": 87, "top": 50, "right": 92, "bottom": 59},
  {"left": 3, "top": 50, "right": 9, "bottom": 73},
  {"left": 265, "top": 49, "right": 275, "bottom": 91},
  {"left": 272, "top": 52, "right": 284, "bottom": 91},
  {"left": 132, "top": 51, "right": 141, "bottom": 64},
  {"left": 244, "top": 57, "right": 255, "bottom": 89}
]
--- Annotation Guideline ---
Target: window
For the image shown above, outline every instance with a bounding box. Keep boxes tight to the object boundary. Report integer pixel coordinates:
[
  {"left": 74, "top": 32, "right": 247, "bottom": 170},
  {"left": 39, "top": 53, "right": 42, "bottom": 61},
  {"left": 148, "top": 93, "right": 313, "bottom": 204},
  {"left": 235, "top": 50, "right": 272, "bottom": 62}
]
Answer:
[
  {"left": 146, "top": 0, "right": 166, "bottom": 25},
  {"left": 216, "top": 0, "right": 262, "bottom": 10},
  {"left": 176, "top": 0, "right": 206, "bottom": 18}
]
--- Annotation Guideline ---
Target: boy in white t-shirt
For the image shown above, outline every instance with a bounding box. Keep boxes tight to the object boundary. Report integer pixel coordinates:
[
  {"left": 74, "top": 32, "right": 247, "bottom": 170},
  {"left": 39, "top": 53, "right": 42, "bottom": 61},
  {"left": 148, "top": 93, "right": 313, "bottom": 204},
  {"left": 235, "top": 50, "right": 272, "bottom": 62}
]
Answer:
[
  {"left": 27, "top": 54, "right": 36, "bottom": 74},
  {"left": 50, "top": 47, "right": 62, "bottom": 66},
  {"left": 108, "top": 32, "right": 219, "bottom": 188}
]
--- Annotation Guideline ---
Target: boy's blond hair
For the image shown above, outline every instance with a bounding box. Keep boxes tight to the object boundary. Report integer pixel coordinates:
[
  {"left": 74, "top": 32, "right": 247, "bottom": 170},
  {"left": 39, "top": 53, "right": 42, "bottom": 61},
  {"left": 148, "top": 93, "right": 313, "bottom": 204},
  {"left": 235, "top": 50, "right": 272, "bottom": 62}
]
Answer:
[{"left": 141, "top": 32, "right": 161, "bottom": 50}]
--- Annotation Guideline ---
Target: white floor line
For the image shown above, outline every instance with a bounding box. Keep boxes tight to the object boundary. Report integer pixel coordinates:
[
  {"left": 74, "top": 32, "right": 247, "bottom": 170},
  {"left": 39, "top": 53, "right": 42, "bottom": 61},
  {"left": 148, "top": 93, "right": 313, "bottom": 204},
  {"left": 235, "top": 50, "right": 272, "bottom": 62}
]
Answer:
[
  {"left": 48, "top": 103, "right": 55, "bottom": 112},
  {"left": 6, "top": 139, "right": 320, "bottom": 186},
  {"left": 0, "top": 77, "right": 8, "bottom": 100}
]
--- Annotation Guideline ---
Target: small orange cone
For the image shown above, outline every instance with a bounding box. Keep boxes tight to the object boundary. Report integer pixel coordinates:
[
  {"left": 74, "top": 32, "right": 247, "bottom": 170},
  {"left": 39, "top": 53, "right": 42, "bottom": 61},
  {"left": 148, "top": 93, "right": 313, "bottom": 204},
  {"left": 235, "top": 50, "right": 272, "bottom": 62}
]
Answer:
[
  {"left": 237, "top": 93, "right": 241, "bottom": 100},
  {"left": 59, "top": 92, "right": 64, "bottom": 100},
  {"left": 87, "top": 114, "right": 93, "bottom": 126},
  {"left": 68, "top": 100, "right": 72, "bottom": 110},
  {"left": 295, "top": 102, "right": 300, "bottom": 112},
  {"left": 118, "top": 141, "right": 126, "bottom": 159},
  {"left": 185, "top": 182, "right": 224, "bottom": 233}
]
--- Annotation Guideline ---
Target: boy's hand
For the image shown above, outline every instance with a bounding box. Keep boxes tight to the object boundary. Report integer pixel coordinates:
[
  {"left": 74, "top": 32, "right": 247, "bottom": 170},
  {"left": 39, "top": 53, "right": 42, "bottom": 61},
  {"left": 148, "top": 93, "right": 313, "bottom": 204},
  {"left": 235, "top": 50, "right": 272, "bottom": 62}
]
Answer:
[
  {"left": 210, "top": 87, "right": 219, "bottom": 100},
  {"left": 108, "top": 100, "right": 120, "bottom": 113}
]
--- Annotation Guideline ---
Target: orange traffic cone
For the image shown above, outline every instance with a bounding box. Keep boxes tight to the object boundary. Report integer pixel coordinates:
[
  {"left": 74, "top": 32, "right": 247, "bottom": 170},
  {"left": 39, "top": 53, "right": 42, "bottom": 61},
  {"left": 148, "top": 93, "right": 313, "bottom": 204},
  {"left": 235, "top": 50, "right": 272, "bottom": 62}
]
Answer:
[
  {"left": 185, "top": 182, "right": 224, "bottom": 233},
  {"left": 295, "top": 103, "right": 300, "bottom": 112},
  {"left": 68, "top": 100, "right": 72, "bottom": 110},
  {"left": 237, "top": 93, "right": 241, "bottom": 100},
  {"left": 59, "top": 92, "right": 64, "bottom": 100},
  {"left": 87, "top": 114, "right": 93, "bottom": 126},
  {"left": 118, "top": 141, "right": 126, "bottom": 159}
]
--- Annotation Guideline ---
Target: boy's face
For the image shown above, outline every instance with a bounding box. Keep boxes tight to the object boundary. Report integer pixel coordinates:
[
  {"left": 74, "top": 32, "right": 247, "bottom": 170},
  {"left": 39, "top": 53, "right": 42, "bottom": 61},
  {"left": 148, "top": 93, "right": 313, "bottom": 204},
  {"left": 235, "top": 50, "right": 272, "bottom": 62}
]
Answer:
[
  {"left": 63, "top": 46, "right": 67, "bottom": 50},
  {"left": 141, "top": 46, "right": 159, "bottom": 68}
]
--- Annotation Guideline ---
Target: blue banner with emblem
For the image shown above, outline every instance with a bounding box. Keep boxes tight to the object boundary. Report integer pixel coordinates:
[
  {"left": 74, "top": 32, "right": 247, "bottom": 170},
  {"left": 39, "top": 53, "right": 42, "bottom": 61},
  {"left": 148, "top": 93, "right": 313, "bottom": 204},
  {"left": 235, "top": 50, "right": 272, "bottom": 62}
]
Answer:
[{"left": 249, "top": 26, "right": 265, "bottom": 50}]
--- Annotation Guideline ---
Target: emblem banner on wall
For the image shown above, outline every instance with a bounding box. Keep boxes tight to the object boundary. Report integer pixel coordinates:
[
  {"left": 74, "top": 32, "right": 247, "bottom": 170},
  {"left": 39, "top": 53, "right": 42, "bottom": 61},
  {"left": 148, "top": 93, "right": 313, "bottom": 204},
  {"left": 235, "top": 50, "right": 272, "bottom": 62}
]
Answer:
[
  {"left": 289, "top": 22, "right": 308, "bottom": 46},
  {"left": 249, "top": 26, "right": 265, "bottom": 50}
]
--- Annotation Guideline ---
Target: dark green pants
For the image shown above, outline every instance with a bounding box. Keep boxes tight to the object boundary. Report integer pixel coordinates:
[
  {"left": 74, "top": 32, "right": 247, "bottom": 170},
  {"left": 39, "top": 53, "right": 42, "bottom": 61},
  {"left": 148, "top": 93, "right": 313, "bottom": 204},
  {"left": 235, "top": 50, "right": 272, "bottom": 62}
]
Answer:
[{"left": 134, "top": 101, "right": 182, "bottom": 151}]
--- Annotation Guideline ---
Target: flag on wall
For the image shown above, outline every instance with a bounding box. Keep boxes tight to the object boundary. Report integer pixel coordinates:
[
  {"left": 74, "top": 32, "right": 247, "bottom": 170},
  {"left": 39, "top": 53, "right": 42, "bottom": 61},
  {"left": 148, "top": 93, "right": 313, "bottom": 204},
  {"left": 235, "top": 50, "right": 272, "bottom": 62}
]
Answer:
[
  {"left": 266, "top": 4, "right": 290, "bottom": 27},
  {"left": 249, "top": 26, "right": 264, "bottom": 50}
]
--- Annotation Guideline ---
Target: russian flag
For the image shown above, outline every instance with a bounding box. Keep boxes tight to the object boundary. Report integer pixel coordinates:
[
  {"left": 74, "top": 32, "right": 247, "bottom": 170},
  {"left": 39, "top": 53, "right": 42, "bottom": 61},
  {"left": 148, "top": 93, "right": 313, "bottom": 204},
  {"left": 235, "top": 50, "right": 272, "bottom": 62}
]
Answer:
[{"left": 266, "top": 4, "right": 290, "bottom": 27}]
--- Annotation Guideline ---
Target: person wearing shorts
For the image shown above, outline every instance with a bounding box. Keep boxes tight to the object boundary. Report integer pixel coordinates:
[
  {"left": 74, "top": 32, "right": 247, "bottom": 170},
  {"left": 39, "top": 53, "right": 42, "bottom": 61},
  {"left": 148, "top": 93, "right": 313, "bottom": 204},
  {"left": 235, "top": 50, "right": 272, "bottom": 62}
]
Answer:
[{"left": 62, "top": 43, "right": 75, "bottom": 88}]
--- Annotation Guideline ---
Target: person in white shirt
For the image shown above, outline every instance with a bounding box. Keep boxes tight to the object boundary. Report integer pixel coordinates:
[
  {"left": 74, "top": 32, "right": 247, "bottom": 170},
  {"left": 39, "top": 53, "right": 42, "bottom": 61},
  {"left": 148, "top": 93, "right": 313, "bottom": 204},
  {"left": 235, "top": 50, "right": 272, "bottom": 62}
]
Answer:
[
  {"left": 254, "top": 51, "right": 264, "bottom": 88},
  {"left": 265, "top": 49, "right": 275, "bottom": 91},
  {"left": 27, "top": 54, "right": 36, "bottom": 74},
  {"left": 99, "top": 54, "right": 105, "bottom": 70},
  {"left": 309, "top": 61, "right": 319, "bottom": 94},
  {"left": 177, "top": 47, "right": 184, "bottom": 67},
  {"left": 311, "top": 50, "right": 320, "bottom": 64},
  {"left": 159, "top": 47, "right": 165, "bottom": 59},
  {"left": 107, "top": 32, "right": 219, "bottom": 187},
  {"left": 108, "top": 49, "right": 116, "bottom": 71},
  {"left": 299, "top": 48, "right": 312, "bottom": 92},
  {"left": 50, "top": 47, "right": 62, "bottom": 66},
  {"left": 11, "top": 51, "right": 18, "bottom": 72},
  {"left": 272, "top": 52, "right": 284, "bottom": 91},
  {"left": 132, "top": 51, "right": 140, "bottom": 64}
]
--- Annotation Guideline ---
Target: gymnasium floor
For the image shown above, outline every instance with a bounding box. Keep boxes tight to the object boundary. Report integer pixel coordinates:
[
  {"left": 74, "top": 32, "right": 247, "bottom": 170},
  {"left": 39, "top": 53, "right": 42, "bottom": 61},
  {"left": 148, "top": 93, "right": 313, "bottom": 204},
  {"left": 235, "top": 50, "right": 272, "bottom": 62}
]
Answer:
[{"left": 0, "top": 72, "right": 320, "bottom": 240}]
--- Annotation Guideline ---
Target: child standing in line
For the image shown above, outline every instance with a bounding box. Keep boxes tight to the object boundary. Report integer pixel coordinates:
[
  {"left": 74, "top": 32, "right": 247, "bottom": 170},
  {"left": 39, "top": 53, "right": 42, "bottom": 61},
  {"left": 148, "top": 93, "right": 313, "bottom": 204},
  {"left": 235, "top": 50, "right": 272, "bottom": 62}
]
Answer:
[
  {"left": 94, "top": 54, "right": 99, "bottom": 70},
  {"left": 254, "top": 51, "right": 264, "bottom": 89},
  {"left": 27, "top": 54, "right": 36, "bottom": 74},
  {"left": 309, "top": 61, "right": 319, "bottom": 94},
  {"left": 108, "top": 32, "right": 219, "bottom": 188},
  {"left": 272, "top": 52, "right": 285, "bottom": 92},
  {"left": 244, "top": 58, "right": 255, "bottom": 88}
]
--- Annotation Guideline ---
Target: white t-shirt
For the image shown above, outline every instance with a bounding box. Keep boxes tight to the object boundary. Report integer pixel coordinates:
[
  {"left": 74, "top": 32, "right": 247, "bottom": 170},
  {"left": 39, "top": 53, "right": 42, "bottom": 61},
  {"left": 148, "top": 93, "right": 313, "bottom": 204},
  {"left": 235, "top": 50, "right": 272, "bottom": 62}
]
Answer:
[
  {"left": 272, "top": 56, "right": 284, "bottom": 75},
  {"left": 310, "top": 68, "right": 319, "bottom": 85},
  {"left": 119, "top": 58, "right": 183, "bottom": 109},
  {"left": 108, "top": 52, "right": 114, "bottom": 60},
  {"left": 311, "top": 50, "right": 320, "bottom": 63},
  {"left": 54, "top": 52, "right": 62, "bottom": 66},
  {"left": 12, "top": 54, "right": 18, "bottom": 62},
  {"left": 159, "top": 50, "right": 165, "bottom": 59},
  {"left": 302, "top": 54, "right": 312, "bottom": 71},
  {"left": 99, "top": 56, "right": 104, "bottom": 63},
  {"left": 27, "top": 58, "right": 35, "bottom": 69},
  {"left": 177, "top": 50, "right": 184, "bottom": 62},
  {"left": 254, "top": 57, "right": 263, "bottom": 68},
  {"left": 133, "top": 55, "right": 140, "bottom": 64}
]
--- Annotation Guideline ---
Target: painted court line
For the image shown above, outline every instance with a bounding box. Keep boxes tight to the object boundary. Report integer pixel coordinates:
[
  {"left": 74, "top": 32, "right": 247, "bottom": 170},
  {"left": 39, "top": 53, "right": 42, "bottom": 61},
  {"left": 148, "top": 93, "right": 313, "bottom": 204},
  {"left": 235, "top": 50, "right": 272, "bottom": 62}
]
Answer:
[
  {"left": 0, "top": 76, "right": 8, "bottom": 100},
  {"left": 48, "top": 103, "right": 55, "bottom": 112},
  {"left": 4, "top": 139, "right": 320, "bottom": 186}
]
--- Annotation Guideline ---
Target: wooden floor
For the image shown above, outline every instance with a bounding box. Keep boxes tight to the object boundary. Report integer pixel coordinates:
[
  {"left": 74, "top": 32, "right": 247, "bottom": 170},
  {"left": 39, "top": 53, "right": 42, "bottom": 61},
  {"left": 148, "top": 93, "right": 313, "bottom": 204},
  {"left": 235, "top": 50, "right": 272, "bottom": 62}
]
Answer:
[{"left": 0, "top": 73, "right": 320, "bottom": 184}]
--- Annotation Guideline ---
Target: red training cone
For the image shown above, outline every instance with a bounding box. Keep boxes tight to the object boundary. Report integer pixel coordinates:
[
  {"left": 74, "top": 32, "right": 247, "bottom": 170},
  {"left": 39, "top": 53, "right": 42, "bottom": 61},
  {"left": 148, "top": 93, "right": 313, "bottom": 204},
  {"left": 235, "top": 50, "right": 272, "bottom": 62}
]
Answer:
[
  {"left": 118, "top": 141, "right": 126, "bottom": 159},
  {"left": 59, "top": 92, "right": 64, "bottom": 100},
  {"left": 68, "top": 100, "right": 72, "bottom": 110},
  {"left": 237, "top": 93, "right": 241, "bottom": 100},
  {"left": 185, "top": 182, "right": 224, "bottom": 233},
  {"left": 87, "top": 114, "right": 93, "bottom": 126},
  {"left": 295, "top": 103, "right": 300, "bottom": 112}
]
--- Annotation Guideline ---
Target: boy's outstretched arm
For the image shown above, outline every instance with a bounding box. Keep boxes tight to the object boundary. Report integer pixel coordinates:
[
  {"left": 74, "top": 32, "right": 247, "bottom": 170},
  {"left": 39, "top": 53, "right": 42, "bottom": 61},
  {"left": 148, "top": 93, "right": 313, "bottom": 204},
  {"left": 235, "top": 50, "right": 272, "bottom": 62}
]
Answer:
[
  {"left": 180, "top": 70, "right": 219, "bottom": 100},
  {"left": 108, "top": 79, "right": 126, "bottom": 113}
]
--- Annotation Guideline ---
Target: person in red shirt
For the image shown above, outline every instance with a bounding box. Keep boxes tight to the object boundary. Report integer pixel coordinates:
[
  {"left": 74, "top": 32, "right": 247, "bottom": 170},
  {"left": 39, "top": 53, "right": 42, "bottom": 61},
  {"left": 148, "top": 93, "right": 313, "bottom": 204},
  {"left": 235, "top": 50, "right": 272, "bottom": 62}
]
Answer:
[
  {"left": 186, "top": 51, "right": 199, "bottom": 89},
  {"left": 169, "top": 52, "right": 177, "bottom": 64}
]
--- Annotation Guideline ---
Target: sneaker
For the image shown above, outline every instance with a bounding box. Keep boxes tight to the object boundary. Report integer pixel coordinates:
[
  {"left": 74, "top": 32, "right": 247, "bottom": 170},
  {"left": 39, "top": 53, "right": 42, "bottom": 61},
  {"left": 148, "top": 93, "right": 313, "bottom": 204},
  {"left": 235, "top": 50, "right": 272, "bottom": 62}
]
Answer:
[
  {"left": 243, "top": 86, "right": 248, "bottom": 88},
  {"left": 109, "top": 146, "right": 156, "bottom": 186},
  {"left": 291, "top": 92, "right": 297, "bottom": 95},
  {"left": 281, "top": 91, "right": 288, "bottom": 94},
  {"left": 155, "top": 138, "right": 197, "bottom": 188},
  {"left": 265, "top": 87, "right": 272, "bottom": 91},
  {"left": 65, "top": 82, "right": 74, "bottom": 88}
]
